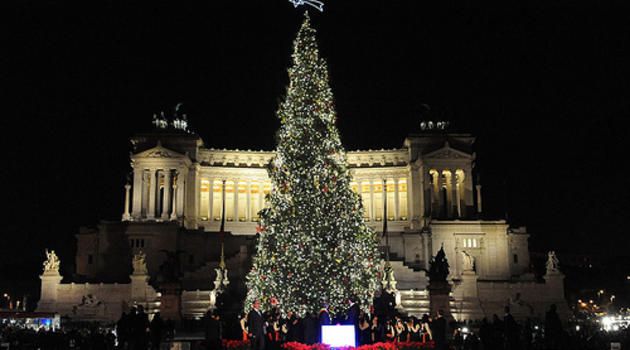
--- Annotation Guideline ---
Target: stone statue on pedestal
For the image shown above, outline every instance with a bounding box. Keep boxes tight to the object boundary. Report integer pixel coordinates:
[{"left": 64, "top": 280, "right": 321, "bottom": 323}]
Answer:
[
  {"left": 132, "top": 250, "right": 148, "bottom": 275},
  {"left": 429, "top": 246, "right": 450, "bottom": 282},
  {"left": 43, "top": 249, "right": 61, "bottom": 274},
  {"left": 461, "top": 250, "right": 475, "bottom": 272},
  {"left": 381, "top": 262, "right": 398, "bottom": 293},
  {"left": 546, "top": 251, "right": 560, "bottom": 274}
]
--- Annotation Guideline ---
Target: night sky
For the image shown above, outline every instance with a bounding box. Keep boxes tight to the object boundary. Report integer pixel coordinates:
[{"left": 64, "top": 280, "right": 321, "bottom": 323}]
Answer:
[{"left": 3, "top": 2, "right": 629, "bottom": 293}]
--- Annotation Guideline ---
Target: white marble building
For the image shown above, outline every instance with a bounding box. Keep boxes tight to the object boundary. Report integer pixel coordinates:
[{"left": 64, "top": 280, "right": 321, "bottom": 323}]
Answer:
[{"left": 38, "top": 118, "right": 568, "bottom": 322}]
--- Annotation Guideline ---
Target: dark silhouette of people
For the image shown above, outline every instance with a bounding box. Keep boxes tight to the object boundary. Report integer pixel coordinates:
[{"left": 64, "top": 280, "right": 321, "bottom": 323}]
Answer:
[
  {"left": 149, "top": 312, "right": 164, "bottom": 350},
  {"left": 203, "top": 309, "right": 221, "bottom": 350},
  {"left": 504, "top": 306, "right": 520, "bottom": 349},
  {"left": 544, "top": 304, "right": 563, "bottom": 350},
  {"left": 431, "top": 309, "right": 448, "bottom": 350},
  {"left": 116, "top": 311, "right": 129, "bottom": 349},
  {"left": 247, "top": 300, "right": 265, "bottom": 350},
  {"left": 133, "top": 306, "right": 150, "bottom": 350},
  {"left": 479, "top": 317, "right": 493, "bottom": 349},
  {"left": 317, "top": 303, "right": 330, "bottom": 343},
  {"left": 343, "top": 297, "right": 360, "bottom": 346}
]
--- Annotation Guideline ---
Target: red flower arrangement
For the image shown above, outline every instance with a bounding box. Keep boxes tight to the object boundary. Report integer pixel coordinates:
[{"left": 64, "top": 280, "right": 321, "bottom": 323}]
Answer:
[
  {"left": 281, "top": 341, "right": 434, "bottom": 350},
  {"left": 222, "top": 339, "right": 250, "bottom": 350}
]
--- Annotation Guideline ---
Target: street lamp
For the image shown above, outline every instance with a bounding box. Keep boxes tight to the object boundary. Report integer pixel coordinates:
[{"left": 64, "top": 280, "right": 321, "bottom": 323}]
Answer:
[{"left": 2, "top": 293, "right": 10, "bottom": 310}]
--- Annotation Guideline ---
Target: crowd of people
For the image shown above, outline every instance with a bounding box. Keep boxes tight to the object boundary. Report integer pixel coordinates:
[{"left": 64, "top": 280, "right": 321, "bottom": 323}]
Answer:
[
  {"left": 2, "top": 303, "right": 629, "bottom": 349},
  {"left": 238, "top": 298, "right": 449, "bottom": 350}
]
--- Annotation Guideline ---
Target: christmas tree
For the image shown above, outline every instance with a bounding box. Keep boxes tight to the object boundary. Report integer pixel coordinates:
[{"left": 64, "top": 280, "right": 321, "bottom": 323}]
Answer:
[{"left": 245, "top": 13, "right": 381, "bottom": 317}]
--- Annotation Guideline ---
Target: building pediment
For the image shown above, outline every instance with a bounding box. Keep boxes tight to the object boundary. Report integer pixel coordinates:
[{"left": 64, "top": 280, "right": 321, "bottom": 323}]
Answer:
[
  {"left": 132, "top": 144, "right": 187, "bottom": 160},
  {"left": 423, "top": 143, "right": 473, "bottom": 160}
]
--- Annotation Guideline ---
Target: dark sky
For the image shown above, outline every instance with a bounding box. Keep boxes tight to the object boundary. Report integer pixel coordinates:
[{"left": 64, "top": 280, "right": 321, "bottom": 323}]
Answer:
[{"left": 2, "top": 1, "right": 630, "bottom": 288}]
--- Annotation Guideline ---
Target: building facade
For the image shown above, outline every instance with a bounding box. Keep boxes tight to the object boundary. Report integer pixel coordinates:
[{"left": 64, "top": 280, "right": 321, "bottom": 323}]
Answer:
[{"left": 38, "top": 118, "right": 568, "bottom": 321}]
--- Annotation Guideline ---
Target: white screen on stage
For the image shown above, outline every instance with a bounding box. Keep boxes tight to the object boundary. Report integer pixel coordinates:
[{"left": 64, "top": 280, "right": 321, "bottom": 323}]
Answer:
[{"left": 321, "top": 325, "right": 356, "bottom": 347}]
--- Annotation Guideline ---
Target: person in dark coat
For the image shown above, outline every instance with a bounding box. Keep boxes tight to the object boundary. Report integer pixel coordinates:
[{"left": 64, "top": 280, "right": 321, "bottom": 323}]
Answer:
[
  {"left": 203, "top": 309, "right": 222, "bottom": 350},
  {"left": 504, "top": 306, "right": 520, "bottom": 349},
  {"left": 247, "top": 300, "right": 265, "bottom": 350},
  {"left": 544, "top": 304, "right": 563, "bottom": 350},
  {"left": 116, "top": 311, "right": 129, "bottom": 349},
  {"left": 318, "top": 303, "right": 331, "bottom": 343},
  {"left": 431, "top": 309, "right": 448, "bottom": 350},
  {"left": 303, "top": 312, "right": 319, "bottom": 344},
  {"left": 345, "top": 298, "right": 360, "bottom": 347},
  {"left": 149, "top": 312, "right": 164, "bottom": 350}
]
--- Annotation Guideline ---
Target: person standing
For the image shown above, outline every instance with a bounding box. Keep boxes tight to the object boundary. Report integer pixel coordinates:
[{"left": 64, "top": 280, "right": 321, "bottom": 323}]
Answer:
[
  {"left": 247, "top": 300, "right": 265, "bottom": 350},
  {"left": 431, "top": 310, "right": 447, "bottom": 350},
  {"left": 318, "top": 303, "right": 331, "bottom": 343},
  {"left": 504, "top": 306, "right": 520, "bottom": 350},
  {"left": 346, "top": 298, "right": 360, "bottom": 346},
  {"left": 544, "top": 304, "right": 563, "bottom": 350},
  {"left": 149, "top": 312, "right": 164, "bottom": 350},
  {"left": 203, "top": 309, "right": 221, "bottom": 350}
]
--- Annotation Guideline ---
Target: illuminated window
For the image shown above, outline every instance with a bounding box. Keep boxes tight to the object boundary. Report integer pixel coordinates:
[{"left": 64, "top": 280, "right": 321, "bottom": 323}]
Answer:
[{"left": 463, "top": 238, "right": 478, "bottom": 248}]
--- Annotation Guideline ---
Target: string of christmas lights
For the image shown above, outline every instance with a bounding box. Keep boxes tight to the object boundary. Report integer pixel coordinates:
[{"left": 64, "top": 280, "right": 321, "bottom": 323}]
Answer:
[{"left": 245, "top": 13, "right": 381, "bottom": 318}]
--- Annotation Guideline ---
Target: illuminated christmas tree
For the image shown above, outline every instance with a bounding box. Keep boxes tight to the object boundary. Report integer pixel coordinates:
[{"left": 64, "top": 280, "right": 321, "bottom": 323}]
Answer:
[{"left": 245, "top": 13, "right": 381, "bottom": 317}]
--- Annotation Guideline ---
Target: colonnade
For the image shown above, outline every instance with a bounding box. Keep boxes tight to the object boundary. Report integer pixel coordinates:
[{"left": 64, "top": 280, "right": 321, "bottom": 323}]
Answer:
[
  {"left": 124, "top": 168, "right": 184, "bottom": 221},
  {"left": 352, "top": 178, "right": 409, "bottom": 221},
  {"left": 198, "top": 179, "right": 271, "bottom": 222},
  {"left": 122, "top": 168, "right": 472, "bottom": 224},
  {"left": 428, "top": 168, "right": 468, "bottom": 218}
]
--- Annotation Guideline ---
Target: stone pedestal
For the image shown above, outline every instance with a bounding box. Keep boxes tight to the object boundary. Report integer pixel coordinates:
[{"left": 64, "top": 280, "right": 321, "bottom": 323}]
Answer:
[
  {"left": 159, "top": 282, "right": 183, "bottom": 321},
  {"left": 544, "top": 272, "right": 570, "bottom": 321},
  {"left": 38, "top": 272, "right": 62, "bottom": 312},
  {"left": 451, "top": 272, "right": 484, "bottom": 321},
  {"left": 428, "top": 281, "right": 452, "bottom": 319}
]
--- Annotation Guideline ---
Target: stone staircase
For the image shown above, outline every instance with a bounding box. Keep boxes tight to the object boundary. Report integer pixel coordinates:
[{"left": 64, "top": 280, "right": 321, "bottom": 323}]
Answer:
[{"left": 384, "top": 255, "right": 431, "bottom": 317}]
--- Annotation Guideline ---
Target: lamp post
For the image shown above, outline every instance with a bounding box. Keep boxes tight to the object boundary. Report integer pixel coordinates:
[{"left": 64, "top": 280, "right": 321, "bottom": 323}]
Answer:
[{"left": 3, "top": 293, "right": 11, "bottom": 310}]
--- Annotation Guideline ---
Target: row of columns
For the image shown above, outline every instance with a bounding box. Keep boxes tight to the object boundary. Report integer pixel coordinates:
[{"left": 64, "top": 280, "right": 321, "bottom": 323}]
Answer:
[
  {"left": 201, "top": 179, "right": 268, "bottom": 222},
  {"left": 124, "top": 168, "right": 183, "bottom": 221},
  {"left": 428, "top": 169, "right": 467, "bottom": 218},
  {"left": 355, "top": 178, "right": 407, "bottom": 221}
]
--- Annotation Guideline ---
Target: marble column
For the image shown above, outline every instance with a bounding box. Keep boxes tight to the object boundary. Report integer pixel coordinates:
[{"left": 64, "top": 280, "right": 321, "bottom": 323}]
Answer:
[
  {"left": 122, "top": 184, "right": 132, "bottom": 221},
  {"left": 132, "top": 167, "right": 143, "bottom": 219},
  {"left": 147, "top": 169, "right": 157, "bottom": 220},
  {"left": 455, "top": 172, "right": 462, "bottom": 218},
  {"left": 233, "top": 180, "right": 239, "bottom": 221},
  {"left": 170, "top": 181, "right": 178, "bottom": 221},
  {"left": 476, "top": 184, "right": 483, "bottom": 214},
  {"left": 369, "top": 180, "right": 375, "bottom": 221},
  {"left": 246, "top": 181, "right": 252, "bottom": 221},
  {"left": 258, "top": 182, "right": 264, "bottom": 220},
  {"left": 451, "top": 170, "right": 459, "bottom": 218},
  {"left": 176, "top": 171, "right": 185, "bottom": 218},
  {"left": 161, "top": 170, "right": 171, "bottom": 220},
  {"left": 208, "top": 179, "right": 214, "bottom": 221},
  {"left": 422, "top": 231, "right": 431, "bottom": 270},
  {"left": 394, "top": 178, "right": 400, "bottom": 220}
]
